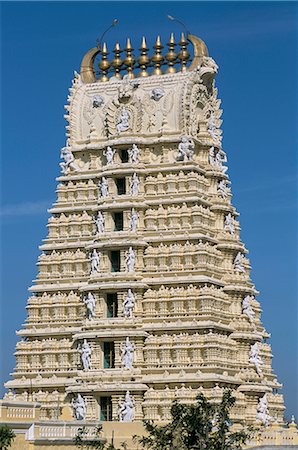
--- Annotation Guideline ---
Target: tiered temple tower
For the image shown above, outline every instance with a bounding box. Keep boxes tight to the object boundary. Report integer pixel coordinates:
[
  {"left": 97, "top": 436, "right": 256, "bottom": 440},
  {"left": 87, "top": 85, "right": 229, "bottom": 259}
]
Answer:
[{"left": 4, "top": 32, "right": 288, "bottom": 445}]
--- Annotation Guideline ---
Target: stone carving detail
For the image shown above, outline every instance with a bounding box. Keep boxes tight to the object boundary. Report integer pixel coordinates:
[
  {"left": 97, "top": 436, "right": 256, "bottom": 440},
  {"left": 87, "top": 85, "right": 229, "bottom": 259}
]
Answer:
[
  {"left": 103, "top": 146, "right": 116, "bottom": 165},
  {"left": 209, "top": 147, "right": 228, "bottom": 173},
  {"left": 92, "top": 95, "right": 104, "bottom": 108},
  {"left": 198, "top": 56, "right": 218, "bottom": 79},
  {"left": 256, "top": 394, "right": 272, "bottom": 426},
  {"left": 234, "top": 252, "right": 246, "bottom": 273},
  {"left": 71, "top": 394, "right": 86, "bottom": 420},
  {"left": 128, "top": 144, "right": 140, "bottom": 163},
  {"left": 151, "top": 88, "right": 165, "bottom": 101},
  {"left": 176, "top": 136, "right": 195, "bottom": 161},
  {"left": 83, "top": 293, "right": 96, "bottom": 320},
  {"left": 208, "top": 112, "right": 221, "bottom": 145},
  {"left": 60, "top": 147, "right": 79, "bottom": 174},
  {"left": 143, "top": 90, "right": 173, "bottom": 133},
  {"left": 90, "top": 249, "right": 100, "bottom": 274},
  {"left": 116, "top": 107, "right": 130, "bottom": 133},
  {"left": 99, "top": 177, "right": 109, "bottom": 198},
  {"left": 79, "top": 339, "right": 92, "bottom": 371},
  {"left": 123, "top": 289, "right": 135, "bottom": 318},
  {"left": 125, "top": 247, "right": 135, "bottom": 272},
  {"left": 217, "top": 180, "right": 229, "bottom": 198},
  {"left": 130, "top": 173, "right": 140, "bottom": 196},
  {"left": 224, "top": 213, "right": 235, "bottom": 235},
  {"left": 118, "top": 391, "right": 135, "bottom": 422},
  {"left": 120, "top": 337, "right": 135, "bottom": 369},
  {"left": 118, "top": 76, "right": 139, "bottom": 102},
  {"left": 242, "top": 295, "right": 255, "bottom": 322},
  {"left": 249, "top": 342, "right": 263, "bottom": 376},
  {"left": 129, "top": 208, "right": 139, "bottom": 232},
  {"left": 95, "top": 211, "right": 105, "bottom": 234}
]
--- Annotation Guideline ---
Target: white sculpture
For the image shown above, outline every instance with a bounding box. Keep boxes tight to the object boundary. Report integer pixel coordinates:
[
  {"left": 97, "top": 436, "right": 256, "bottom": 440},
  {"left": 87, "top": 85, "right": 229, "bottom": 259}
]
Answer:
[
  {"left": 118, "top": 391, "right": 135, "bottom": 422},
  {"left": 60, "top": 146, "right": 79, "bottom": 174},
  {"left": 198, "top": 56, "right": 218, "bottom": 78},
  {"left": 151, "top": 88, "right": 165, "bottom": 101},
  {"left": 83, "top": 292, "right": 96, "bottom": 320},
  {"left": 130, "top": 173, "right": 140, "bottom": 196},
  {"left": 117, "top": 107, "right": 130, "bottom": 133},
  {"left": 129, "top": 208, "right": 139, "bottom": 232},
  {"left": 128, "top": 144, "right": 140, "bottom": 163},
  {"left": 125, "top": 247, "right": 135, "bottom": 272},
  {"left": 71, "top": 394, "right": 86, "bottom": 420},
  {"left": 207, "top": 112, "right": 220, "bottom": 142},
  {"left": 242, "top": 295, "right": 255, "bottom": 322},
  {"left": 120, "top": 337, "right": 136, "bottom": 369},
  {"left": 215, "top": 149, "right": 228, "bottom": 173},
  {"left": 103, "top": 146, "right": 116, "bottom": 165},
  {"left": 90, "top": 249, "right": 100, "bottom": 274},
  {"left": 256, "top": 394, "right": 272, "bottom": 426},
  {"left": 92, "top": 94, "right": 104, "bottom": 108},
  {"left": 123, "top": 289, "right": 135, "bottom": 318},
  {"left": 79, "top": 339, "right": 92, "bottom": 371},
  {"left": 176, "top": 136, "right": 195, "bottom": 161},
  {"left": 218, "top": 179, "right": 229, "bottom": 198},
  {"left": 249, "top": 342, "right": 263, "bottom": 376},
  {"left": 99, "top": 177, "right": 109, "bottom": 198},
  {"left": 234, "top": 252, "right": 246, "bottom": 273},
  {"left": 95, "top": 211, "right": 105, "bottom": 234},
  {"left": 224, "top": 213, "right": 235, "bottom": 235}
]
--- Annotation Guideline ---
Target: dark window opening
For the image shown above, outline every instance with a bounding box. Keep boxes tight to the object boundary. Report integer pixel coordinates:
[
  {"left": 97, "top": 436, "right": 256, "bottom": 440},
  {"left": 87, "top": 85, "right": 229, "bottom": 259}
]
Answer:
[
  {"left": 107, "top": 293, "right": 118, "bottom": 318},
  {"left": 103, "top": 342, "right": 115, "bottom": 369},
  {"left": 110, "top": 250, "right": 121, "bottom": 272},
  {"left": 116, "top": 178, "right": 126, "bottom": 195},
  {"left": 100, "top": 396, "right": 113, "bottom": 421},
  {"left": 114, "top": 212, "right": 124, "bottom": 231},
  {"left": 120, "top": 149, "right": 129, "bottom": 163}
]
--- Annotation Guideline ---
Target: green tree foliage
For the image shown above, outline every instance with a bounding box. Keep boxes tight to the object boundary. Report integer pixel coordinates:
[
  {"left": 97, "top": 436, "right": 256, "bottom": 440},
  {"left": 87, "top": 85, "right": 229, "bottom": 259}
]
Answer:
[
  {"left": 135, "top": 390, "right": 252, "bottom": 450},
  {"left": 0, "top": 425, "right": 16, "bottom": 450},
  {"left": 74, "top": 425, "right": 127, "bottom": 450}
]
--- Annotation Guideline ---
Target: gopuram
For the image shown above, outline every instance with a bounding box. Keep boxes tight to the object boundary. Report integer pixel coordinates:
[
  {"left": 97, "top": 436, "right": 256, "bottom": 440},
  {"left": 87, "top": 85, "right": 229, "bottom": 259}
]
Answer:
[{"left": 1, "top": 32, "right": 297, "bottom": 449}]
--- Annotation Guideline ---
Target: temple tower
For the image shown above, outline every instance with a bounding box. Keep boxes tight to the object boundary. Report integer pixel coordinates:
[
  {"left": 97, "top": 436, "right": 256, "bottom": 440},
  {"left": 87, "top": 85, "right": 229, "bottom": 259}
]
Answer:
[{"left": 4, "top": 32, "right": 286, "bottom": 439}]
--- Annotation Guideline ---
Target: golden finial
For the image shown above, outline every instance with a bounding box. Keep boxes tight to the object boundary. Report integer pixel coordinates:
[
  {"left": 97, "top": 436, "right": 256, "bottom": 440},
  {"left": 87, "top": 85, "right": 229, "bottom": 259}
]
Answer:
[
  {"left": 98, "top": 42, "right": 110, "bottom": 82},
  {"left": 151, "top": 35, "right": 164, "bottom": 76},
  {"left": 111, "top": 42, "right": 123, "bottom": 79},
  {"left": 178, "top": 33, "right": 190, "bottom": 72},
  {"left": 165, "top": 33, "right": 177, "bottom": 73},
  {"left": 123, "top": 38, "right": 135, "bottom": 79},
  {"left": 138, "top": 37, "right": 150, "bottom": 77}
]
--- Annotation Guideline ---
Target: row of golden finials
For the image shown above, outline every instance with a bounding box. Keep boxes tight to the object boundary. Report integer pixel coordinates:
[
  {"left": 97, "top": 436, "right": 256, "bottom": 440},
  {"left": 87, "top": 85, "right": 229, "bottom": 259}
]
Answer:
[{"left": 96, "top": 33, "right": 193, "bottom": 81}]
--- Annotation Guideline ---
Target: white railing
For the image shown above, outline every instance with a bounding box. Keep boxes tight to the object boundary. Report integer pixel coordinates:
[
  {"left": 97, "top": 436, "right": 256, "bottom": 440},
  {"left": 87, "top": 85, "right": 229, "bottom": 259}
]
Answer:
[{"left": 26, "top": 421, "right": 104, "bottom": 442}]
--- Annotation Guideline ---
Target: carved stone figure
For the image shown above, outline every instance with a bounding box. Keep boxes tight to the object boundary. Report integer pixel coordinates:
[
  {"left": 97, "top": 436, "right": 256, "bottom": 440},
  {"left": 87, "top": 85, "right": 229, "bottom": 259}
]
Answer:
[
  {"left": 79, "top": 339, "right": 92, "bottom": 371},
  {"left": 116, "top": 107, "right": 130, "bottom": 133},
  {"left": 151, "top": 88, "right": 165, "bottom": 101},
  {"left": 234, "top": 252, "right": 246, "bottom": 273},
  {"left": 249, "top": 342, "right": 263, "bottom": 376},
  {"left": 198, "top": 56, "right": 219, "bottom": 79},
  {"left": 242, "top": 295, "right": 255, "bottom": 322},
  {"left": 103, "top": 146, "right": 116, "bottom": 165},
  {"left": 224, "top": 213, "right": 235, "bottom": 235},
  {"left": 207, "top": 112, "right": 220, "bottom": 141},
  {"left": 84, "top": 292, "right": 96, "bottom": 320},
  {"left": 92, "top": 95, "right": 104, "bottom": 108},
  {"left": 218, "top": 179, "right": 229, "bottom": 198},
  {"left": 120, "top": 337, "right": 135, "bottom": 369},
  {"left": 118, "top": 391, "right": 135, "bottom": 422},
  {"left": 215, "top": 149, "right": 228, "bottom": 173},
  {"left": 125, "top": 247, "right": 135, "bottom": 272},
  {"left": 95, "top": 211, "right": 105, "bottom": 234},
  {"left": 99, "top": 177, "right": 109, "bottom": 198},
  {"left": 60, "top": 146, "right": 79, "bottom": 174},
  {"left": 118, "top": 76, "right": 138, "bottom": 102},
  {"left": 128, "top": 144, "right": 140, "bottom": 163},
  {"left": 71, "top": 394, "right": 86, "bottom": 420},
  {"left": 256, "top": 394, "right": 272, "bottom": 426},
  {"left": 209, "top": 146, "right": 216, "bottom": 166},
  {"left": 129, "top": 208, "right": 139, "bottom": 232},
  {"left": 176, "top": 136, "right": 195, "bottom": 161},
  {"left": 90, "top": 249, "right": 100, "bottom": 274},
  {"left": 123, "top": 289, "right": 135, "bottom": 318},
  {"left": 130, "top": 173, "right": 140, "bottom": 196}
]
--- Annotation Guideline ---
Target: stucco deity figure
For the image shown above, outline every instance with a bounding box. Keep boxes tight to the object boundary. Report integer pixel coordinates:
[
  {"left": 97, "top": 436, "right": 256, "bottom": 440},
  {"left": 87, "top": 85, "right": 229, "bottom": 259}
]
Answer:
[
  {"left": 130, "top": 173, "right": 140, "bottom": 196},
  {"left": 224, "top": 213, "right": 235, "bottom": 235},
  {"left": 123, "top": 289, "right": 135, "bottom": 318},
  {"left": 128, "top": 144, "right": 140, "bottom": 163},
  {"left": 176, "top": 136, "right": 195, "bottom": 161},
  {"left": 120, "top": 337, "right": 135, "bottom": 369},
  {"left": 90, "top": 249, "right": 100, "bottom": 274},
  {"left": 103, "top": 146, "right": 116, "bottom": 165},
  {"left": 256, "top": 394, "right": 272, "bottom": 426},
  {"left": 79, "top": 339, "right": 92, "bottom": 371},
  {"left": 125, "top": 247, "right": 135, "bottom": 272},
  {"left": 218, "top": 179, "right": 229, "bottom": 198},
  {"left": 215, "top": 149, "right": 228, "bottom": 173},
  {"left": 242, "top": 295, "right": 255, "bottom": 322},
  {"left": 129, "top": 208, "right": 139, "bottom": 232},
  {"left": 198, "top": 56, "right": 218, "bottom": 78},
  {"left": 209, "top": 146, "right": 216, "bottom": 166},
  {"left": 95, "top": 211, "right": 105, "bottom": 234},
  {"left": 116, "top": 107, "right": 130, "bottom": 133},
  {"left": 207, "top": 112, "right": 220, "bottom": 141},
  {"left": 234, "top": 252, "right": 246, "bottom": 273},
  {"left": 71, "top": 394, "right": 86, "bottom": 420},
  {"left": 249, "top": 342, "right": 263, "bottom": 376},
  {"left": 60, "top": 146, "right": 79, "bottom": 174},
  {"left": 118, "top": 391, "right": 135, "bottom": 422},
  {"left": 83, "top": 292, "right": 96, "bottom": 320},
  {"left": 92, "top": 94, "right": 104, "bottom": 108},
  {"left": 118, "top": 76, "right": 138, "bottom": 101},
  {"left": 151, "top": 87, "right": 165, "bottom": 101},
  {"left": 99, "top": 177, "right": 109, "bottom": 198}
]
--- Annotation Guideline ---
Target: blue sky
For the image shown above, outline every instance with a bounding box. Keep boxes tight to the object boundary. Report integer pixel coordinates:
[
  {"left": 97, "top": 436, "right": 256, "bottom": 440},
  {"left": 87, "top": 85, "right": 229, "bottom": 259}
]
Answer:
[{"left": 0, "top": 1, "right": 297, "bottom": 419}]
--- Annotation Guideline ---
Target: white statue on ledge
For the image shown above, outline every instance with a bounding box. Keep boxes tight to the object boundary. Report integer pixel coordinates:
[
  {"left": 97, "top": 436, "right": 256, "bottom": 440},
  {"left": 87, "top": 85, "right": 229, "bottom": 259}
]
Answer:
[
  {"left": 95, "top": 211, "right": 105, "bottom": 234},
  {"left": 72, "top": 394, "right": 86, "bottom": 420},
  {"left": 90, "top": 249, "right": 100, "bottom": 274},
  {"left": 209, "top": 147, "right": 227, "bottom": 173},
  {"left": 84, "top": 292, "right": 96, "bottom": 320},
  {"left": 249, "top": 342, "right": 263, "bottom": 376},
  {"left": 99, "top": 177, "right": 109, "bottom": 198},
  {"left": 60, "top": 146, "right": 79, "bottom": 174},
  {"left": 130, "top": 173, "right": 140, "bottom": 196},
  {"left": 218, "top": 179, "right": 229, "bottom": 198},
  {"left": 129, "top": 208, "right": 139, "bottom": 232},
  {"left": 123, "top": 289, "right": 135, "bottom": 318},
  {"left": 104, "top": 146, "right": 116, "bottom": 165},
  {"left": 118, "top": 391, "right": 135, "bottom": 422},
  {"left": 79, "top": 339, "right": 92, "bottom": 371},
  {"left": 120, "top": 337, "right": 136, "bottom": 369},
  {"left": 234, "top": 252, "right": 246, "bottom": 273},
  {"left": 125, "top": 247, "right": 135, "bottom": 272},
  {"left": 224, "top": 213, "right": 235, "bottom": 235},
  {"left": 117, "top": 107, "right": 130, "bottom": 133},
  {"left": 256, "top": 394, "right": 272, "bottom": 426},
  {"left": 207, "top": 112, "right": 220, "bottom": 143},
  {"left": 176, "top": 136, "right": 195, "bottom": 162},
  {"left": 128, "top": 144, "right": 140, "bottom": 163},
  {"left": 242, "top": 295, "right": 255, "bottom": 322}
]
